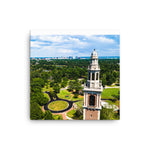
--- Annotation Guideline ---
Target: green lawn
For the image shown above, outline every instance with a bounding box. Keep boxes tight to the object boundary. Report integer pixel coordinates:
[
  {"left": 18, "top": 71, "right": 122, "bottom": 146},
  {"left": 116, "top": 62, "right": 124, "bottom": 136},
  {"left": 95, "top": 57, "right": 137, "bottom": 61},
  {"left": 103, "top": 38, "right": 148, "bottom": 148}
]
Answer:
[
  {"left": 67, "top": 109, "right": 76, "bottom": 118},
  {"left": 58, "top": 89, "right": 84, "bottom": 107},
  {"left": 101, "top": 88, "right": 120, "bottom": 100},
  {"left": 74, "top": 99, "right": 83, "bottom": 107},
  {"left": 73, "top": 98, "right": 84, "bottom": 108},
  {"left": 67, "top": 109, "right": 83, "bottom": 120},
  {"left": 106, "top": 85, "right": 119, "bottom": 87},
  {"left": 53, "top": 114, "right": 63, "bottom": 120},
  {"left": 71, "top": 96, "right": 83, "bottom": 101},
  {"left": 58, "top": 88, "right": 119, "bottom": 101},
  {"left": 48, "top": 101, "right": 68, "bottom": 111},
  {"left": 42, "top": 85, "right": 54, "bottom": 100},
  {"left": 106, "top": 100, "right": 120, "bottom": 107},
  {"left": 57, "top": 90, "right": 72, "bottom": 100}
]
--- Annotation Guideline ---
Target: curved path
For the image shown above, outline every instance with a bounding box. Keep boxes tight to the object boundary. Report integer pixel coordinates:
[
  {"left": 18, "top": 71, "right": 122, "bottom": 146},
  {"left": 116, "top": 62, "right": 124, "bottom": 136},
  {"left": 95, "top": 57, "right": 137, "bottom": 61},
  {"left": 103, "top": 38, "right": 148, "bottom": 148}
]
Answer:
[{"left": 44, "top": 91, "right": 81, "bottom": 113}]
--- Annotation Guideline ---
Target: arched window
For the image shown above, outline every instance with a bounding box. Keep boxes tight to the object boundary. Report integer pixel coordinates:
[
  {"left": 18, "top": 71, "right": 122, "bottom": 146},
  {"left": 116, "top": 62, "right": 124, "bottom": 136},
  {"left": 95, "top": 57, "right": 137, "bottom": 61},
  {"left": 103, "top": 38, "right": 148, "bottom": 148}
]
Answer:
[
  {"left": 96, "top": 73, "right": 98, "bottom": 80},
  {"left": 88, "top": 72, "right": 90, "bottom": 80},
  {"left": 92, "top": 73, "right": 95, "bottom": 80},
  {"left": 89, "top": 95, "right": 95, "bottom": 106}
]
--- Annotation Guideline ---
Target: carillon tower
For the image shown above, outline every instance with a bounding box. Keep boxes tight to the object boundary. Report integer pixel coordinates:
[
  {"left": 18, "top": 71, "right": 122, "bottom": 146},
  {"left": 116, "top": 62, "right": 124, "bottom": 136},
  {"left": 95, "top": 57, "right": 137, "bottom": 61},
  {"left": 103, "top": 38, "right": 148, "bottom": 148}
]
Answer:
[{"left": 83, "top": 49, "right": 103, "bottom": 120}]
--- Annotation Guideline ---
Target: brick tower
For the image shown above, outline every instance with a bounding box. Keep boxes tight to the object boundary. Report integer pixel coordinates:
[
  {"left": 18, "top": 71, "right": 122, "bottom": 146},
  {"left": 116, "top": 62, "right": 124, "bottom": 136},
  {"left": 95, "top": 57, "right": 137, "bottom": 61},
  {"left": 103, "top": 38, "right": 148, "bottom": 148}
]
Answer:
[{"left": 83, "top": 49, "right": 103, "bottom": 120}]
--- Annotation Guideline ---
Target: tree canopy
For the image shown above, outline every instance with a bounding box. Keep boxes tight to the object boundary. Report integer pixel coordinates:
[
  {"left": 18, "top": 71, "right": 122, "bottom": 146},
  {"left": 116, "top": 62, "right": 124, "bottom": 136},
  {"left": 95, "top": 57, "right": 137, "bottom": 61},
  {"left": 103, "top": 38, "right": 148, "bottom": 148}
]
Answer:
[
  {"left": 100, "top": 107, "right": 119, "bottom": 120},
  {"left": 30, "top": 102, "right": 44, "bottom": 120},
  {"left": 44, "top": 110, "right": 53, "bottom": 120}
]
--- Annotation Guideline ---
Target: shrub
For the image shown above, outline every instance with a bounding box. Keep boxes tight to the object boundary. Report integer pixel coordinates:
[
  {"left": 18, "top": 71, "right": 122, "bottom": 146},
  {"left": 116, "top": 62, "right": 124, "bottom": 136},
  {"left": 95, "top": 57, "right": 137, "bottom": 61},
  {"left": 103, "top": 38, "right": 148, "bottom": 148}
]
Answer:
[
  {"left": 44, "top": 110, "right": 53, "bottom": 120},
  {"left": 73, "top": 93, "right": 79, "bottom": 98},
  {"left": 100, "top": 107, "right": 119, "bottom": 120}
]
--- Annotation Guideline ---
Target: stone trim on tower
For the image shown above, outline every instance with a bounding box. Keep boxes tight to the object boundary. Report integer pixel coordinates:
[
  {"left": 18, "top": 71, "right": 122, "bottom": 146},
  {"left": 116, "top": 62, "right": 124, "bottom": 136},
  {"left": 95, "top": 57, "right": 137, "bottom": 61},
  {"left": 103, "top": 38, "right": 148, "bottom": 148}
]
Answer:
[{"left": 83, "top": 49, "right": 103, "bottom": 120}]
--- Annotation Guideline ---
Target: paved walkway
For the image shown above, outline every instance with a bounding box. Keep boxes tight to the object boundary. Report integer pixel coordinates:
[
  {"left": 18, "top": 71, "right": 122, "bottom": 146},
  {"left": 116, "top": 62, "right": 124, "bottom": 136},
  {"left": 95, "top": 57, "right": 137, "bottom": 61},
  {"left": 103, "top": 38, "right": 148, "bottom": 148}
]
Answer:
[
  {"left": 41, "top": 106, "right": 45, "bottom": 113},
  {"left": 60, "top": 86, "right": 68, "bottom": 91},
  {"left": 101, "top": 101, "right": 119, "bottom": 111},
  {"left": 54, "top": 106, "right": 74, "bottom": 120},
  {"left": 41, "top": 103, "right": 74, "bottom": 120},
  {"left": 44, "top": 91, "right": 79, "bottom": 113}
]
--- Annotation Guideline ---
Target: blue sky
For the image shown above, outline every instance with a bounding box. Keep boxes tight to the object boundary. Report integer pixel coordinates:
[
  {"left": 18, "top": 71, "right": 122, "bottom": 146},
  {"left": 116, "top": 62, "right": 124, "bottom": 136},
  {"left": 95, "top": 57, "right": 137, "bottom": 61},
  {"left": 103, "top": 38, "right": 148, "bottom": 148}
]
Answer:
[{"left": 30, "top": 35, "right": 120, "bottom": 57}]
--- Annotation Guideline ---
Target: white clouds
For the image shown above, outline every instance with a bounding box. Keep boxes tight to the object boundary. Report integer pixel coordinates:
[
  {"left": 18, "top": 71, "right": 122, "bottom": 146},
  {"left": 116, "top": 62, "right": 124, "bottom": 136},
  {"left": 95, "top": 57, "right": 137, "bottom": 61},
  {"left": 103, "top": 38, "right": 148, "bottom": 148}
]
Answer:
[
  {"left": 85, "top": 35, "right": 115, "bottom": 43},
  {"left": 98, "top": 36, "right": 114, "bottom": 43},
  {"left": 68, "top": 37, "right": 88, "bottom": 47},
  {"left": 57, "top": 49, "right": 77, "bottom": 54},
  {"left": 31, "top": 35, "right": 116, "bottom": 46},
  {"left": 31, "top": 35, "right": 88, "bottom": 57},
  {"left": 30, "top": 35, "right": 120, "bottom": 57},
  {"left": 31, "top": 44, "right": 78, "bottom": 57},
  {"left": 30, "top": 41, "right": 46, "bottom": 48},
  {"left": 31, "top": 35, "right": 88, "bottom": 47},
  {"left": 108, "top": 48, "right": 120, "bottom": 51},
  {"left": 38, "top": 35, "right": 68, "bottom": 43}
]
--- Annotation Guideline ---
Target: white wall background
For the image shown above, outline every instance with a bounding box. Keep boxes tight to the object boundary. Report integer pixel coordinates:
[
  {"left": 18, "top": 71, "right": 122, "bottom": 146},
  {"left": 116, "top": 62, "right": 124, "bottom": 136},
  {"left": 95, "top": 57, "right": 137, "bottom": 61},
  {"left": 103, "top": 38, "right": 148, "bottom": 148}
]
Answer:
[{"left": 0, "top": 0, "right": 150, "bottom": 150}]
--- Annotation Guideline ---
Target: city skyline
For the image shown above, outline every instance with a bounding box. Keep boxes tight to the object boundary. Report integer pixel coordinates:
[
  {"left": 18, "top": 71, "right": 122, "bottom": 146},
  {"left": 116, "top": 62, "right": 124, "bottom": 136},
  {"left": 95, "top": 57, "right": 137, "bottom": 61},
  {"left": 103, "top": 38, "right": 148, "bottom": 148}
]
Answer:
[{"left": 30, "top": 35, "right": 120, "bottom": 57}]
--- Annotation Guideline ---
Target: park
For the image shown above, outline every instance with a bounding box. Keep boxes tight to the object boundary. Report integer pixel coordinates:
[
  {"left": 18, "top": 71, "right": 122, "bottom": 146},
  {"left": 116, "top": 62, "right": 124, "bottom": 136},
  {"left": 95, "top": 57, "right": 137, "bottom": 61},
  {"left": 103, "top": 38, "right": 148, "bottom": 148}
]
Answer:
[{"left": 30, "top": 56, "right": 120, "bottom": 120}]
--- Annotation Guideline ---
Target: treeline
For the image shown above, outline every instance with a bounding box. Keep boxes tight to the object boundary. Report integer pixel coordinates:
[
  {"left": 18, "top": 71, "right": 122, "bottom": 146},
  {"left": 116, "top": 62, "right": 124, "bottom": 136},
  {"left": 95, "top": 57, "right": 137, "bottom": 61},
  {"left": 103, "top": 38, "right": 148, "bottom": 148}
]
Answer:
[{"left": 31, "top": 59, "right": 120, "bottom": 87}]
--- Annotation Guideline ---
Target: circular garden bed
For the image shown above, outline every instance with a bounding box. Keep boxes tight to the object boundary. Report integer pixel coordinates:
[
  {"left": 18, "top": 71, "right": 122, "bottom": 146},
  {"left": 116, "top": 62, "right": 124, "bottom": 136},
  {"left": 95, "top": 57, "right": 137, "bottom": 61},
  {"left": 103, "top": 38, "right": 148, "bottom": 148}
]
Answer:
[{"left": 48, "top": 101, "right": 69, "bottom": 111}]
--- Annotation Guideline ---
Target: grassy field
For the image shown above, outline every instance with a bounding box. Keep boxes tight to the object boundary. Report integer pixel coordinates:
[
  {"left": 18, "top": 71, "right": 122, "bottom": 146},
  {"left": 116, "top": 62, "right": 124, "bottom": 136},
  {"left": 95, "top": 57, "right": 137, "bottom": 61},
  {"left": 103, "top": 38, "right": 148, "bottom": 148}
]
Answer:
[
  {"left": 58, "top": 88, "right": 119, "bottom": 102},
  {"left": 71, "top": 95, "right": 84, "bottom": 101},
  {"left": 48, "top": 101, "right": 68, "bottom": 111},
  {"left": 72, "top": 95, "right": 84, "bottom": 107},
  {"left": 67, "top": 109, "right": 76, "bottom": 118},
  {"left": 57, "top": 90, "right": 72, "bottom": 100},
  {"left": 58, "top": 89, "right": 84, "bottom": 107},
  {"left": 53, "top": 114, "right": 63, "bottom": 120},
  {"left": 67, "top": 109, "right": 83, "bottom": 120},
  {"left": 101, "top": 88, "right": 120, "bottom": 100},
  {"left": 106, "top": 84, "right": 119, "bottom": 87},
  {"left": 106, "top": 100, "right": 120, "bottom": 107},
  {"left": 74, "top": 99, "right": 83, "bottom": 107},
  {"left": 42, "top": 85, "right": 54, "bottom": 100}
]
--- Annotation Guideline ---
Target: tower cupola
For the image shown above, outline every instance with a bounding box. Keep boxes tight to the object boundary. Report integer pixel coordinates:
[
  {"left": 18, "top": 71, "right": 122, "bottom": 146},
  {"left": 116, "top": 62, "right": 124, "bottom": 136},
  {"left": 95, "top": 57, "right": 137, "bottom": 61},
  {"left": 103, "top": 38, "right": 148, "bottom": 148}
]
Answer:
[{"left": 91, "top": 49, "right": 98, "bottom": 59}]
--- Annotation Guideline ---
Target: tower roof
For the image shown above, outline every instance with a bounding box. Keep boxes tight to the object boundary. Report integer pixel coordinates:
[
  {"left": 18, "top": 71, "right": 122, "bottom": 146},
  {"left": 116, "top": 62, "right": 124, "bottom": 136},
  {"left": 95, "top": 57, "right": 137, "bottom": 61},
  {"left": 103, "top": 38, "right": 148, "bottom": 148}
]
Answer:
[
  {"left": 91, "top": 49, "right": 98, "bottom": 59},
  {"left": 91, "top": 49, "right": 98, "bottom": 57}
]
